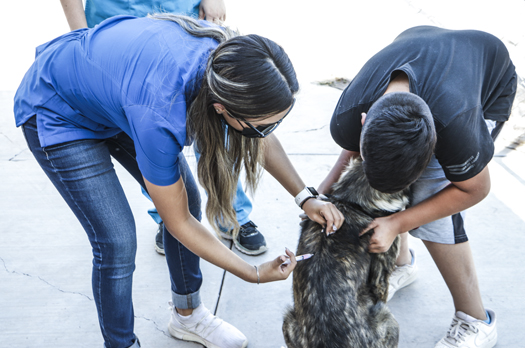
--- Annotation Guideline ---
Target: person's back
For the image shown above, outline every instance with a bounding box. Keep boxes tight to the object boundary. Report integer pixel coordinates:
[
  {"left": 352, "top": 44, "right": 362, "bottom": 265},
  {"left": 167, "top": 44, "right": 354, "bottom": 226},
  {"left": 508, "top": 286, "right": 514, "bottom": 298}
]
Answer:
[
  {"left": 15, "top": 16, "right": 216, "bottom": 147},
  {"left": 84, "top": 0, "right": 201, "bottom": 27},
  {"left": 340, "top": 26, "right": 515, "bottom": 127}
]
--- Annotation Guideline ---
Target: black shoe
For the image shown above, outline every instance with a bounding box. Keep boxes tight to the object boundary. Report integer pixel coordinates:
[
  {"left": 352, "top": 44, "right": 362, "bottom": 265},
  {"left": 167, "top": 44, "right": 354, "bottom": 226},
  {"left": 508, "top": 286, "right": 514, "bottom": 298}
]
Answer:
[
  {"left": 155, "top": 222, "right": 165, "bottom": 255},
  {"left": 221, "top": 221, "right": 268, "bottom": 256}
]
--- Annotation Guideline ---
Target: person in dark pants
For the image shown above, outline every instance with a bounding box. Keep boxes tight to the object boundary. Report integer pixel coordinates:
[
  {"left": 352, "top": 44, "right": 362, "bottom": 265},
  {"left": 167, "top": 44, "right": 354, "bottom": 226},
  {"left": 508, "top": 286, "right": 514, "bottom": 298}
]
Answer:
[
  {"left": 15, "top": 14, "right": 343, "bottom": 348},
  {"left": 319, "top": 26, "right": 516, "bottom": 348}
]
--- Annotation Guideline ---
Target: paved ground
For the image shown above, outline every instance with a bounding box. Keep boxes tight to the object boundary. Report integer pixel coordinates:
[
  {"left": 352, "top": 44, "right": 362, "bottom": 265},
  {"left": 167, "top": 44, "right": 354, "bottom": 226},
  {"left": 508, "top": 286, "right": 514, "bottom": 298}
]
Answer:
[{"left": 1, "top": 1, "right": 524, "bottom": 347}]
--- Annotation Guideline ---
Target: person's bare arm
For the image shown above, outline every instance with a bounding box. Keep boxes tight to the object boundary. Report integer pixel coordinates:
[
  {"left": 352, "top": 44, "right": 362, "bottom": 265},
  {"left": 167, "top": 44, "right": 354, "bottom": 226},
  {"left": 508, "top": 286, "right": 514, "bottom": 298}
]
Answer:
[
  {"left": 144, "top": 175, "right": 296, "bottom": 283},
  {"left": 317, "top": 149, "right": 360, "bottom": 194},
  {"left": 362, "top": 166, "right": 491, "bottom": 253},
  {"left": 262, "top": 134, "right": 344, "bottom": 233},
  {"left": 60, "top": 0, "right": 88, "bottom": 30}
]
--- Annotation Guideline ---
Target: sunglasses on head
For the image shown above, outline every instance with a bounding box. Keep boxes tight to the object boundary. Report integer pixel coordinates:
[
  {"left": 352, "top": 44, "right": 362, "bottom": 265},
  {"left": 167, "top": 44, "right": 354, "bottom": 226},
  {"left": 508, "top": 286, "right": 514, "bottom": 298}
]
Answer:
[{"left": 226, "top": 98, "right": 296, "bottom": 138}]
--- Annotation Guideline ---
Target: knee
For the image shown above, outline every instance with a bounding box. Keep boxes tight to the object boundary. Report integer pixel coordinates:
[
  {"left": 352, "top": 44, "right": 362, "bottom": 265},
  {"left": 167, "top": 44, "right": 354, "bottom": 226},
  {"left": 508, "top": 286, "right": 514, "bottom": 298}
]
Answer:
[{"left": 92, "top": 233, "right": 137, "bottom": 271}]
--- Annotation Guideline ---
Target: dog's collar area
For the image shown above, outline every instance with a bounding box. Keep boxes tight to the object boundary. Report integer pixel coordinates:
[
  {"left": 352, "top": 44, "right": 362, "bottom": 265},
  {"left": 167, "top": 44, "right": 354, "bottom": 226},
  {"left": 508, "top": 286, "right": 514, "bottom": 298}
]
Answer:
[{"left": 323, "top": 195, "right": 394, "bottom": 218}]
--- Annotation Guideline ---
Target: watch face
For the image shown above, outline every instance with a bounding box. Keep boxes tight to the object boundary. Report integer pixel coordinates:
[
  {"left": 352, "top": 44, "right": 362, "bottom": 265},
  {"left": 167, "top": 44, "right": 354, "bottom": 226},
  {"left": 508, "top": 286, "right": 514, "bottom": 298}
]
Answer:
[{"left": 308, "top": 187, "right": 319, "bottom": 196}]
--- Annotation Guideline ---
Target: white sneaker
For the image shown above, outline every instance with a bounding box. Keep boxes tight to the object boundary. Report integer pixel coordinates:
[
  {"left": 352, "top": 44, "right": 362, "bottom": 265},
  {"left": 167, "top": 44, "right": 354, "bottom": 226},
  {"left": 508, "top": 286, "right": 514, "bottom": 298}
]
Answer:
[
  {"left": 168, "top": 302, "right": 248, "bottom": 348},
  {"left": 387, "top": 248, "right": 418, "bottom": 301},
  {"left": 434, "top": 309, "right": 497, "bottom": 348}
]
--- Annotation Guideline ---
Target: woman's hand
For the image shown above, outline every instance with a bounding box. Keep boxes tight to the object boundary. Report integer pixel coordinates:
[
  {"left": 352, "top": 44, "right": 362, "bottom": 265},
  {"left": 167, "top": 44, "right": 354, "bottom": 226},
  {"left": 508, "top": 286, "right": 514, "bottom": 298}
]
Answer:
[
  {"left": 199, "top": 0, "right": 226, "bottom": 24},
  {"left": 359, "top": 214, "right": 402, "bottom": 253},
  {"left": 256, "top": 248, "right": 296, "bottom": 283},
  {"left": 302, "top": 198, "right": 344, "bottom": 235}
]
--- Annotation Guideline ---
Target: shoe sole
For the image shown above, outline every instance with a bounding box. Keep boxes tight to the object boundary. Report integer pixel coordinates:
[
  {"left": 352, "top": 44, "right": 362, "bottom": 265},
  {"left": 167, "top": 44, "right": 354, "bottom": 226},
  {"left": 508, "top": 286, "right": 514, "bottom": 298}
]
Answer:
[
  {"left": 155, "top": 244, "right": 165, "bottom": 255},
  {"left": 233, "top": 239, "right": 268, "bottom": 256},
  {"left": 219, "top": 231, "right": 233, "bottom": 240},
  {"left": 168, "top": 323, "right": 248, "bottom": 348},
  {"left": 220, "top": 232, "right": 268, "bottom": 256}
]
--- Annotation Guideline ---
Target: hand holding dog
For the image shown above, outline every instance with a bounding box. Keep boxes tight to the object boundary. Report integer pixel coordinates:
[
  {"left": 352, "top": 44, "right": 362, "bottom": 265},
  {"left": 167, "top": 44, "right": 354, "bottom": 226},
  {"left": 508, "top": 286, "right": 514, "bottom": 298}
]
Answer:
[
  {"left": 302, "top": 198, "right": 345, "bottom": 235},
  {"left": 360, "top": 214, "right": 402, "bottom": 253},
  {"left": 256, "top": 248, "right": 297, "bottom": 283}
]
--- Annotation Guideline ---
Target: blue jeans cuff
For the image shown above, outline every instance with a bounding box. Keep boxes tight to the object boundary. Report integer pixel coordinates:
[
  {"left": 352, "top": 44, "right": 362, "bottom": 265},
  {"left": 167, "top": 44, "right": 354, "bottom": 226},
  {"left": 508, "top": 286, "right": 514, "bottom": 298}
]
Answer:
[
  {"left": 172, "top": 289, "right": 201, "bottom": 310},
  {"left": 104, "top": 337, "right": 140, "bottom": 348},
  {"left": 236, "top": 216, "right": 251, "bottom": 226}
]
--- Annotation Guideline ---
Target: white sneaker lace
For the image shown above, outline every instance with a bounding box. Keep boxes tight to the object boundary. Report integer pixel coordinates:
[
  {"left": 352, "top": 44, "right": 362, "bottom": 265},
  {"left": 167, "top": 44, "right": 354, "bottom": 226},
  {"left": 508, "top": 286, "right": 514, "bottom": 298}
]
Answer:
[
  {"left": 169, "top": 302, "right": 224, "bottom": 339},
  {"left": 444, "top": 316, "right": 479, "bottom": 345}
]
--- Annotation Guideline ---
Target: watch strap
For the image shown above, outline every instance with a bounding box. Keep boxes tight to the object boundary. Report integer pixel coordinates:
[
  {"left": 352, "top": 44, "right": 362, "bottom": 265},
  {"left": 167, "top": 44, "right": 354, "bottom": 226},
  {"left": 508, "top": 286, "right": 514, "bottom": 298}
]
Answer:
[{"left": 294, "top": 186, "right": 319, "bottom": 208}]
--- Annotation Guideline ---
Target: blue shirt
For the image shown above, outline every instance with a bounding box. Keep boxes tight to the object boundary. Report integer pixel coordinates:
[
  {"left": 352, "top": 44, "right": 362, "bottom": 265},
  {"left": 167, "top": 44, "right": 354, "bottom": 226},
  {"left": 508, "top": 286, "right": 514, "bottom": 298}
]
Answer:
[
  {"left": 85, "top": 0, "right": 201, "bottom": 28},
  {"left": 14, "top": 16, "right": 218, "bottom": 186}
]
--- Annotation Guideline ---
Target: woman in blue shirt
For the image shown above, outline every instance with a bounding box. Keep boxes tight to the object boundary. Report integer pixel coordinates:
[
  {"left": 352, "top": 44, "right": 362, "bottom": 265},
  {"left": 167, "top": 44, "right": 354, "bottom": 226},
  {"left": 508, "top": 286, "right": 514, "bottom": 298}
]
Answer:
[
  {"left": 61, "top": 0, "right": 269, "bottom": 258},
  {"left": 14, "top": 14, "right": 344, "bottom": 348}
]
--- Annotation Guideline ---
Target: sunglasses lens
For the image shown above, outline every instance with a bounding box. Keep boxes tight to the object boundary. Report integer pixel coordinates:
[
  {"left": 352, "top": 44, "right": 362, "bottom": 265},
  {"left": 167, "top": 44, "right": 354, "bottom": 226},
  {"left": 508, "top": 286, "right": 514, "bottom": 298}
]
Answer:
[
  {"left": 258, "top": 123, "right": 279, "bottom": 136},
  {"left": 241, "top": 122, "right": 280, "bottom": 138},
  {"left": 234, "top": 99, "right": 294, "bottom": 138}
]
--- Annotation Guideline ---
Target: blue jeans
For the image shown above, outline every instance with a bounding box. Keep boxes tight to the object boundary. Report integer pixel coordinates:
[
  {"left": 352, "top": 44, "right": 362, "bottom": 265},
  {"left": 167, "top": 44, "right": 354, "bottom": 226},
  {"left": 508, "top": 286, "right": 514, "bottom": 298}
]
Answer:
[
  {"left": 22, "top": 116, "right": 203, "bottom": 348},
  {"left": 143, "top": 145, "right": 253, "bottom": 228}
]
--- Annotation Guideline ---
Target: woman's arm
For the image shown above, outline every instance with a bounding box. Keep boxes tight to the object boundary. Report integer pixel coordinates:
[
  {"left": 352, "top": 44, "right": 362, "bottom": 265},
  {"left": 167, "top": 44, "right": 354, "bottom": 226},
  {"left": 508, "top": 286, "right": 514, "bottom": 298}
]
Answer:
[
  {"left": 262, "top": 134, "right": 344, "bottom": 233},
  {"left": 144, "top": 176, "right": 296, "bottom": 282},
  {"left": 361, "top": 166, "right": 491, "bottom": 253},
  {"left": 60, "top": 0, "right": 88, "bottom": 30}
]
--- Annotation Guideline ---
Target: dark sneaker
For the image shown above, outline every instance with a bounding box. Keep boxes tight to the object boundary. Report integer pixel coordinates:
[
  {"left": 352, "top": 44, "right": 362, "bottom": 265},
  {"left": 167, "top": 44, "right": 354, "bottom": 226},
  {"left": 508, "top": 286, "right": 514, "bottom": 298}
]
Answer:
[
  {"left": 155, "top": 222, "right": 165, "bottom": 255},
  {"left": 221, "top": 221, "right": 268, "bottom": 256}
]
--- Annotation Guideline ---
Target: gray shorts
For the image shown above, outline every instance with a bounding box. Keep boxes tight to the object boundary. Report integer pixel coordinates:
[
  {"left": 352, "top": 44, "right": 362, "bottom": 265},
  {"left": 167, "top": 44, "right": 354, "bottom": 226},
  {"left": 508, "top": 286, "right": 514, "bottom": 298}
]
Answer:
[
  {"left": 408, "top": 155, "right": 467, "bottom": 244},
  {"left": 409, "top": 119, "right": 503, "bottom": 244}
]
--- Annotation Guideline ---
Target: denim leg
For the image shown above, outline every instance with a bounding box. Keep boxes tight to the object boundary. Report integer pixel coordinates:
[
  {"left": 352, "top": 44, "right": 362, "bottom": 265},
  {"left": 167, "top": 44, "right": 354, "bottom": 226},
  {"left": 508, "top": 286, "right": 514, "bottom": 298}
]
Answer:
[
  {"left": 166, "top": 153, "right": 203, "bottom": 309},
  {"left": 232, "top": 180, "right": 253, "bottom": 226},
  {"left": 22, "top": 118, "right": 137, "bottom": 348},
  {"left": 193, "top": 145, "right": 253, "bottom": 228},
  {"left": 105, "top": 134, "right": 161, "bottom": 225},
  {"left": 105, "top": 134, "right": 204, "bottom": 308}
]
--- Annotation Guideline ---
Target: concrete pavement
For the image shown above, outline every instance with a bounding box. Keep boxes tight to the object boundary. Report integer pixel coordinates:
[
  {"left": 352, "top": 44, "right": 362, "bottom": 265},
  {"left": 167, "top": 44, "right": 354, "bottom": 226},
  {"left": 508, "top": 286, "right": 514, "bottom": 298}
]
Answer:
[{"left": 1, "top": 0, "right": 525, "bottom": 347}]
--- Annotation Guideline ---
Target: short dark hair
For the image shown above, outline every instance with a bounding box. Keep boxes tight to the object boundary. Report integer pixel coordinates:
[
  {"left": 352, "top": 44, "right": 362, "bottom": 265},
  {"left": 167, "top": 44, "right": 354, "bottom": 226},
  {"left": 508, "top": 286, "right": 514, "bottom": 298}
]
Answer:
[{"left": 361, "top": 92, "right": 436, "bottom": 193}]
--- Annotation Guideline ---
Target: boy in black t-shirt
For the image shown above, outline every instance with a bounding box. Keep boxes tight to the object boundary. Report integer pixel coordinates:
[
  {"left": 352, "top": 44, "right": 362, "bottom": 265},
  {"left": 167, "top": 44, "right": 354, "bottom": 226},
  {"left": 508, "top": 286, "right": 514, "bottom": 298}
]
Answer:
[{"left": 319, "top": 26, "right": 517, "bottom": 348}]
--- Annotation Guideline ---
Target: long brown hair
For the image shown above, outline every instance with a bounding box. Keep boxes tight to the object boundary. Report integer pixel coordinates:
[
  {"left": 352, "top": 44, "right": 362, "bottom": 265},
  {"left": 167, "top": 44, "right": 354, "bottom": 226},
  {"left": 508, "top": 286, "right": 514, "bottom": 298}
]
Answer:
[{"left": 151, "top": 14, "right": 299, "bottom": 235}]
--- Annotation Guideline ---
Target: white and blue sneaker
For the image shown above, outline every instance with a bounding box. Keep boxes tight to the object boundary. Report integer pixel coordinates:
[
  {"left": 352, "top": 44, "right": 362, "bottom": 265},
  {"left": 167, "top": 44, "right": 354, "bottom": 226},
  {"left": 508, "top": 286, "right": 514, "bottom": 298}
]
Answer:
[
  {"left": 387, "top": 248, "right": 418, "bottom": 301},
  {"left": 434, "top": 309, "right": 497, "bottom": 348}
]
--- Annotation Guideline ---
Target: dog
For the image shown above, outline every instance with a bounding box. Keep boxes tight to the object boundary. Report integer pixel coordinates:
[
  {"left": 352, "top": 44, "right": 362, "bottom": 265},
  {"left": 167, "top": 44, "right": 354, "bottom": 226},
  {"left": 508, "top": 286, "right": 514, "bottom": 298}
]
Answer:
[{"left": 282, "top": 157, "right": 410, "bottom": 348}]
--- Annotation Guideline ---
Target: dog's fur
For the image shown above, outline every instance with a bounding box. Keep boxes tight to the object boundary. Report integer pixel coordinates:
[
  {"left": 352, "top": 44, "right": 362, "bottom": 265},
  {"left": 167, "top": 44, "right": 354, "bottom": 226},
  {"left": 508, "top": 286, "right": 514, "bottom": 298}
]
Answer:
[{"left": 282, "top": 157, "right": 410, "bottom": 348}]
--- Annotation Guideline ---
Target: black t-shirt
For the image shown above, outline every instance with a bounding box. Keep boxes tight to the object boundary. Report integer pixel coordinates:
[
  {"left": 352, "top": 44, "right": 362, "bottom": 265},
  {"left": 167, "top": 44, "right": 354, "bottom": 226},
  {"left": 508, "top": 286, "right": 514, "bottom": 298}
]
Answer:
[{"left": 331, "top": 26, "right": 517, "bottom": 182}]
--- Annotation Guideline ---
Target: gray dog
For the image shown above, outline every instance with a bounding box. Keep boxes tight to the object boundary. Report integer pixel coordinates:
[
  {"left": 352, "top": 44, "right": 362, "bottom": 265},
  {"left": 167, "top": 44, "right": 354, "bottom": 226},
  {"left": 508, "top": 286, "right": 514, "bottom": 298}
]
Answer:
[{"left": 283, "top": 158, "right": 410, "bottom": 348}]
